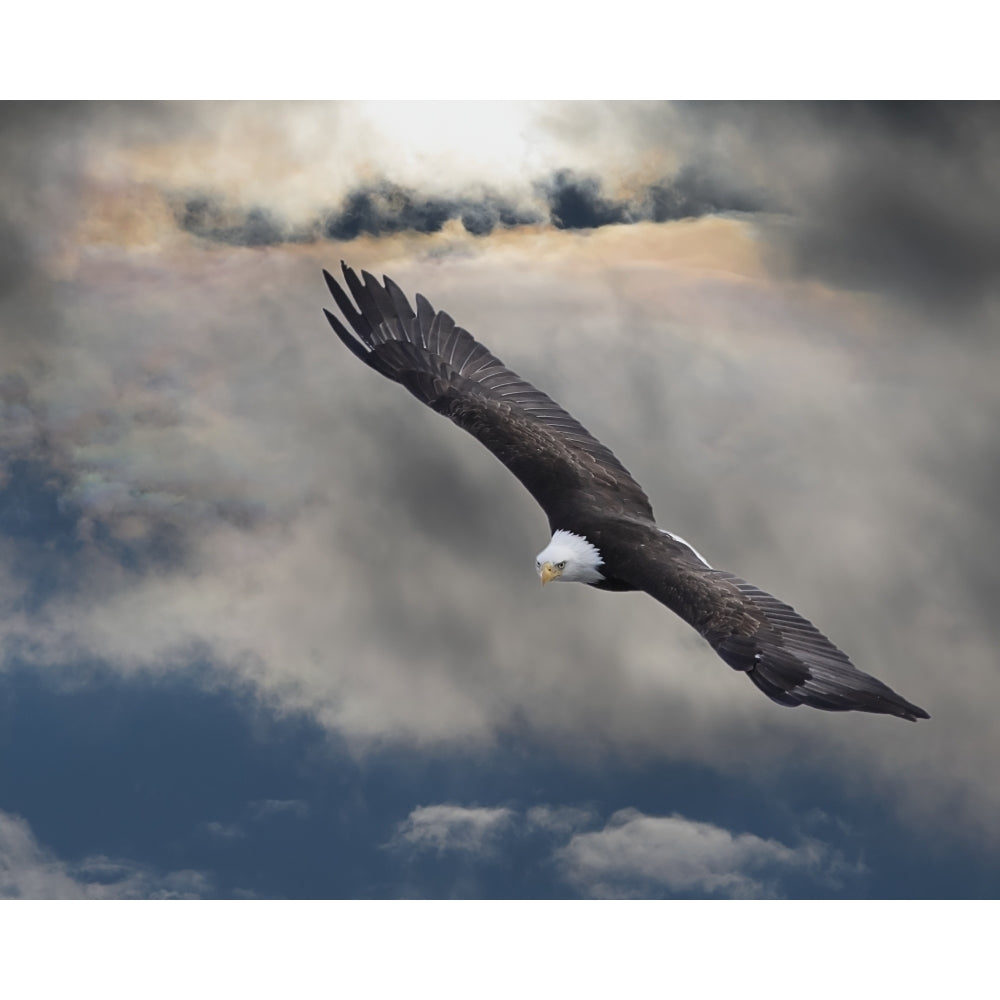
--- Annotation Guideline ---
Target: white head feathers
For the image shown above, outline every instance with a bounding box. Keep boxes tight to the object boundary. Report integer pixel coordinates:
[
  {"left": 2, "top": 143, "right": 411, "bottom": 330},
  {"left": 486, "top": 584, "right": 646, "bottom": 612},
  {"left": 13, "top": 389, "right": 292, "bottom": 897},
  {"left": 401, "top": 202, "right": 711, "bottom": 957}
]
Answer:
[{"left": 535, "top": 530, "right": 604, "bottom": 585}]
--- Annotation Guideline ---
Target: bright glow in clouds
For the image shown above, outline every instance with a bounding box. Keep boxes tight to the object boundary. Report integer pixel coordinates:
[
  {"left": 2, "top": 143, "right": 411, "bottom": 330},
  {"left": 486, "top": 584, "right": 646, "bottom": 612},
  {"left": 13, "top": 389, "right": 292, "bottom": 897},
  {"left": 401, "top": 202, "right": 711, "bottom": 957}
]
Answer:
[{"left": 355, "top": 101, "right": 548, "bottom": 188}]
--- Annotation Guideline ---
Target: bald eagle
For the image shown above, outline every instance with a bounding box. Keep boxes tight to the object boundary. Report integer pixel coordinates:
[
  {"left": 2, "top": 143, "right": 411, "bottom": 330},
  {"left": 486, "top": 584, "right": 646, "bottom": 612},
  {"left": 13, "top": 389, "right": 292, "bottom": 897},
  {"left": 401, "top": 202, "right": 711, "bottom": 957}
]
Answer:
[{"left": 323, "top": 263, "right": 928, "bottom": 722}]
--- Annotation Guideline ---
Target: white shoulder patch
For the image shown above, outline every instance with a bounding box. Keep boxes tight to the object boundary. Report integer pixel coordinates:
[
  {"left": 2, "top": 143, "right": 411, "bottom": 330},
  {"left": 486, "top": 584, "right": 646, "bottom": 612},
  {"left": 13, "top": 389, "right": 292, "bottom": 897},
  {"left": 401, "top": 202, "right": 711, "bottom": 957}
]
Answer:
[{"left": 661, "top": 529, "right": 712, "bottom": 568}]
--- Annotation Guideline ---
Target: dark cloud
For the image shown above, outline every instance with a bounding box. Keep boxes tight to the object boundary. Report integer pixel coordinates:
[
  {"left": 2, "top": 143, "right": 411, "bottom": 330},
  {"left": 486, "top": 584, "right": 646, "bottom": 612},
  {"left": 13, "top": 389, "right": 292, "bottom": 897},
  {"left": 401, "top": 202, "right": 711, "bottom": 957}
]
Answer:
[
  {"left": 179, "top": 197, "right": 297, "bottom": 248},
  {"left": 642, "top": 165, "right": 765, "bottom": 222},
  {"left": 321, "top": 181, "right": 542, "bottom": 240},
  {"left": 539, "top": 166, "right": 765, "bottom": 229},
  {"left": 791, "top": 110, "right": 1000, "bottom": 310},
  {"left": 459, "top": 195, "right": 542, "bottom": 236},
  {"left": 324, "top": 182, "right": 454, "bottom": 240},
  {"left": 177, "top": 166, "right": 761, "bottom": 246},
  {"left": 541, "top": 170, "right": 630, "bottom": 229},
  {"left": 807, "top": 101, "right": 984, "bottom": 147},
  {"left": 536, "top": 166, "right": 765, "bottom": 230},
  {"left": 177, "top": 182, "right": 543, "bottom": 244},
  {"left": 673, "top": 101, "right": 1000, "bottom": 315}
]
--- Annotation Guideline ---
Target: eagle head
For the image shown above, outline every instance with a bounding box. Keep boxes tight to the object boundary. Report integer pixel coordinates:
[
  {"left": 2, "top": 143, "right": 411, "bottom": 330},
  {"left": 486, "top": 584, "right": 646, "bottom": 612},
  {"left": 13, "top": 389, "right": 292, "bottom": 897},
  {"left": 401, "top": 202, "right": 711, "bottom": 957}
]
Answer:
[{"left": 535, "top": 530, "right": 604, "bottom": 586}]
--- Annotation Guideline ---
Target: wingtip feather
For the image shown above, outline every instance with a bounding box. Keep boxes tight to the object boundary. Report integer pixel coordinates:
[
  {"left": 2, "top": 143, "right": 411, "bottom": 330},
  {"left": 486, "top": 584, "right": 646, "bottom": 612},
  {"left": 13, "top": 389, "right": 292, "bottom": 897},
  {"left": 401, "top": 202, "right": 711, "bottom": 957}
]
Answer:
[{"left": 322, "top": 268, "right": 340, "bottom": 298}]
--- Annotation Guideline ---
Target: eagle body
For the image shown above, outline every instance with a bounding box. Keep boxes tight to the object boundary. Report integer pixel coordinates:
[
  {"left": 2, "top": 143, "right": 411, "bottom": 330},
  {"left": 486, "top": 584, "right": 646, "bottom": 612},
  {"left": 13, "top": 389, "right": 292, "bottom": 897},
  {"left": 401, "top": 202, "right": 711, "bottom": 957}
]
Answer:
[{"left": 323, "top": 263, "right": 929, "bottom": 723}]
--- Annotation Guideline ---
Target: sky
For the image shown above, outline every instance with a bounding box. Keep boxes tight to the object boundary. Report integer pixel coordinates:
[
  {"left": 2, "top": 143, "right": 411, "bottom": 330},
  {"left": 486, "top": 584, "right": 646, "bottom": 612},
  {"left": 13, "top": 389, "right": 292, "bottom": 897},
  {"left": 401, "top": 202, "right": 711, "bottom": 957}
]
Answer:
[{"left": 1, "top": 100, "right": 999, "bottom": 900}]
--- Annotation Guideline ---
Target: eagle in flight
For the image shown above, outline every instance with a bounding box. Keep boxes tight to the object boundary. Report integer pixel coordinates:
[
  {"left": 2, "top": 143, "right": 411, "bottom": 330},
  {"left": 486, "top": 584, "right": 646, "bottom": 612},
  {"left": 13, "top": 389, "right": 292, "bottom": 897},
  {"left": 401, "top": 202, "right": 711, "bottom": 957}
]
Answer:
[{"left": 323, "top": 263, "right": 928, "bottom": 722}]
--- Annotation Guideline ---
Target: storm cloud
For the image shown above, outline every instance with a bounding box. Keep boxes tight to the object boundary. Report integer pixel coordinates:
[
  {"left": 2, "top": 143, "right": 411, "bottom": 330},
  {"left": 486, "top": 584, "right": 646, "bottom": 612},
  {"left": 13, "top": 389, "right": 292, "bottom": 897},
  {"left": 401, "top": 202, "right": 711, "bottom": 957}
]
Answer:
[
  {"left": 175, "top": 167, "right": 763, "bottom": 246},
  {"left": 672, "top": 101, "right": 1000, "bottom": 314}
]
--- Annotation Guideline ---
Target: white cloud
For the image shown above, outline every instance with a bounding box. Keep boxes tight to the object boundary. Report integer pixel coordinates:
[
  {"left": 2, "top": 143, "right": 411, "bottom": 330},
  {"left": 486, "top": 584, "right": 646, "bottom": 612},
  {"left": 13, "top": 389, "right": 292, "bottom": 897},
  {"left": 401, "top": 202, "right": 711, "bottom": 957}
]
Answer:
[
  {"left": 556, "top": 809, "right": 854, "bottom": 899},
  {"left": 388, "top": 801, "right": 853, "bottom": 899},
  {"left": 390, "top": 805, "right": 514, "bottom": 855},
  {"left": 0, "top": 810, "right": 211, "bottom": 899},
  {"left": 525, "top": 805, "right": 597, "bottom": 836}
]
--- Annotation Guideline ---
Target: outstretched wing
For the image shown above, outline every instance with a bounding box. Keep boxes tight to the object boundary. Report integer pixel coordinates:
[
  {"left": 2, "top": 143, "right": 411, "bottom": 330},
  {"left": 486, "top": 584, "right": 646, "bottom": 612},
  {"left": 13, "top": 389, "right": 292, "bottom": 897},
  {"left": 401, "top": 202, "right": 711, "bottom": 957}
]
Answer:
[
  {"left": 620, "top": 531, "right": 929, "bottom": 721},
  {"left": 323, "top": 262, "right": 653, "bottom": 527}
]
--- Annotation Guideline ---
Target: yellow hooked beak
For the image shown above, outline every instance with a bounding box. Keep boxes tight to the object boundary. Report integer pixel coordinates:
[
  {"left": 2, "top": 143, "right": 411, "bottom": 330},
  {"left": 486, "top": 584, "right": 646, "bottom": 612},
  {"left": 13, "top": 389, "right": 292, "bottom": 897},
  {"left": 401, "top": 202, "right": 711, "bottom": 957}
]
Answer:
[{"left": 539, "top": 562, "right": 562, "bottom": 585}]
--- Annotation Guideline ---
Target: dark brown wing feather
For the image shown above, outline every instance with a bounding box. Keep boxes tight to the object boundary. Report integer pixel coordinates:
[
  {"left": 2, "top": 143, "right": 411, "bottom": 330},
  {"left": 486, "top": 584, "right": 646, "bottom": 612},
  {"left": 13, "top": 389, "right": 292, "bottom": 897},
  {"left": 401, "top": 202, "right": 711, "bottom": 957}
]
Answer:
[
  {"left": 323, "top": 263, "right": 653, "bottom": 528},
  {"left": 616, "top": 529, "right": 930, "bottom": 721}
]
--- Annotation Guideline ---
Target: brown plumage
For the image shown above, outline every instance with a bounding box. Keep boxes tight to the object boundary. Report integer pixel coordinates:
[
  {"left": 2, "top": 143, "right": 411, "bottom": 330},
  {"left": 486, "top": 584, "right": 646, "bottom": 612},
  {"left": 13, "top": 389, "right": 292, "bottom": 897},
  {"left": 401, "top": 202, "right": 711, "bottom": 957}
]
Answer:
[{"left": 323, "top": 262, "right": 929, "bottom": 722}]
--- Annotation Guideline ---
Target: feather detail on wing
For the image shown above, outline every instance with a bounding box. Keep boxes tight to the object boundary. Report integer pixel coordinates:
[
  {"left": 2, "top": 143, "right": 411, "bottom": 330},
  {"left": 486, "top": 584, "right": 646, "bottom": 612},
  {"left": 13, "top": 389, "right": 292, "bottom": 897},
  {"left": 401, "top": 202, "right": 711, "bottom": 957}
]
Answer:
[
  {"left": 323, "top": 263, "right": 653, "bottom": 526},
  {"left": 705, "top": 573, "right": 929, "bottom": 720},
  {"left": 620, "top": 531, "right": 929, "bottom": 721}
]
